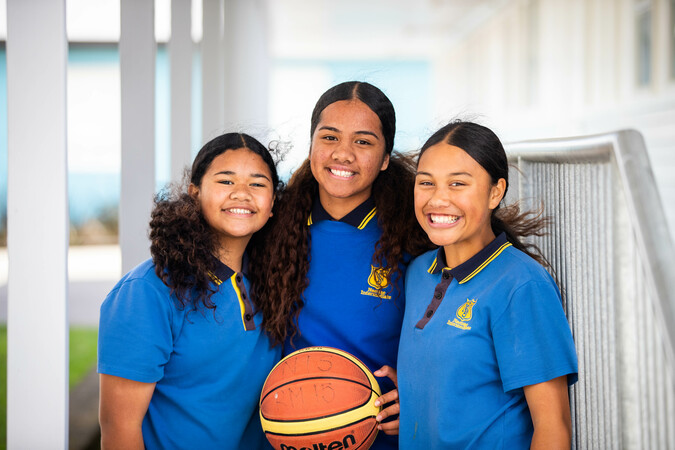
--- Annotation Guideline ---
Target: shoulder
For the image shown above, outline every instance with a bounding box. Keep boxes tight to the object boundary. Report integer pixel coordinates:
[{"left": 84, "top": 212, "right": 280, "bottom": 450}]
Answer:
[
  {"left": 496, "top": 245, "right": 557, "bottom": 287},
  {"left": 407, "top": 249, "right": 438, "bottom": 276},
  {"left": 104, "top": 259, "right": 170, "bottom": 304}
]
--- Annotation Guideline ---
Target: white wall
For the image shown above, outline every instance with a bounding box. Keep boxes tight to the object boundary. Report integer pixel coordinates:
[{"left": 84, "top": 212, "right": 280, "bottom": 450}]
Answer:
[{"left": 431, "top": 0, "right": 675, "bottom": 239}]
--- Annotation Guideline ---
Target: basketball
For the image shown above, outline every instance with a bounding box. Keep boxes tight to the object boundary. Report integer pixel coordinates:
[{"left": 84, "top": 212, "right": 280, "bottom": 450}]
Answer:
[{"left": 259, "top": 346, "right": 382, "bottom": 450}]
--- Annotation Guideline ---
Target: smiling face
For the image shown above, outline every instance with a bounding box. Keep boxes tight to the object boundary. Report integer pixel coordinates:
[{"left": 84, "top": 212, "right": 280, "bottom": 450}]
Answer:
[
  {"left": 414, "top": 143, "right": 505, "bottom": 267},
  {"left": 309, "top": 99, "right": 390, "bottom": 219},
  {"left": 190, "top": 147, "right": 275, "bottom": 253}
]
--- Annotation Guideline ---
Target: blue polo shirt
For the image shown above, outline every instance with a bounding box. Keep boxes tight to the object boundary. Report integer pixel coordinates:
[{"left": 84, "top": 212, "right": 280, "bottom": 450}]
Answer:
[
  {"left": 284, "top": 198, "right": 404, "bottom": 450},
  {"left": 98, "top": 258, "right": 280, "bottom": 449},
  {"left": 398, "top": 233, "right": 577, "bottom": 449}
]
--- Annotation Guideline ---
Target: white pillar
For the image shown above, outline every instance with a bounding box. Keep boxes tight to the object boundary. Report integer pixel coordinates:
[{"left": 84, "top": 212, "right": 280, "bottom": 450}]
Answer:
[
  {"left": 223, "top": 0, "right": 269, "bottom": 130},
  {"left": 170, "top": 0, "right": 193, "bottom": 182},
  {"left": 201, "top": 0, "right": 226, "bottom": 143},
  {"left": 120, "top": 0, "right": 155, "bottom": 273},
  {"left": 6, "top": 0, "right": 69, "bottom": 447}
]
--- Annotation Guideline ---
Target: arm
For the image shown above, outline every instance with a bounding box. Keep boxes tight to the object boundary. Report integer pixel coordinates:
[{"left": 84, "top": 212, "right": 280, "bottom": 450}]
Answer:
[
  {"left": 373, "top": 365, "right": 399, "bottom": 435},
  {"left": 523, "top": 375, "right": 572, "bottom": 450},
  {"left": 99, "top": 374, "right": 156, "bottom": 450}
]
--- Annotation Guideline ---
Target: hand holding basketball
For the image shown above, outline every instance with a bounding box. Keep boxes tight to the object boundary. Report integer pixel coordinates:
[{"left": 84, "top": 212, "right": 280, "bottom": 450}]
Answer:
[{"left": 373, "top": 365, "right": 400, "bottom": 435}]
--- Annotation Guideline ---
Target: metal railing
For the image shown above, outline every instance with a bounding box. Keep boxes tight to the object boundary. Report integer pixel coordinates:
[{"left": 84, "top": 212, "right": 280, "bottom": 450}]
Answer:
[{"left": 505, "top": 130, "right": 675, "bottom": 449}]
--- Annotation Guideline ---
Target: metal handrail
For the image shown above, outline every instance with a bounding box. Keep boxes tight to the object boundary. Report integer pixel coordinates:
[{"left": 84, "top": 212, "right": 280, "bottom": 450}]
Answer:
[
  {"left": 506, "top": 130, "right": 675, "bottom": 355},
  {"left": 505, "top": 129, "right": 675, "bottom": 449}
]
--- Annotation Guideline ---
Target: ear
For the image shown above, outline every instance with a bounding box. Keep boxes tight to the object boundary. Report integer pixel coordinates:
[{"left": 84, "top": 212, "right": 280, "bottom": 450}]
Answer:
[
  {"left": 188, "top": 183, "right": 199, "bottom": 198},
  {"left": 380, "top": 153, "right": 390, "bottom": 171},
  {"left": 488, "top": 178, "right": 506, "bottom": 210},
  {"left": 270, "top": 194, "right": 276, "bottom": 217}
]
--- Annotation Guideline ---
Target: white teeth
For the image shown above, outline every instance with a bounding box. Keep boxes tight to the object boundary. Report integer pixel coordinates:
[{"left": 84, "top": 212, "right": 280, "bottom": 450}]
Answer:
[
  {"left": 228, "top": 208, "right": 253, "bottom": 215},
  {"left": 330, "top": 168, "right": 354, "bottom": 178},
  {"left": 430, "top": 214, "right": 459, "bottom": 224}
]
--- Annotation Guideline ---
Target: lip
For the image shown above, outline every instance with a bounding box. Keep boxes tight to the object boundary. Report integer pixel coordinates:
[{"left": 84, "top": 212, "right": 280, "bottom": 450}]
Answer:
[
  {"left": 426, "top": 212, "right": 461, "bottom": 228},
  {"left": 223, "top": 206, "right": 256, "bottom": 216},
  {"left": 326, "top": 166, "right": 357, "bottom": 179}
]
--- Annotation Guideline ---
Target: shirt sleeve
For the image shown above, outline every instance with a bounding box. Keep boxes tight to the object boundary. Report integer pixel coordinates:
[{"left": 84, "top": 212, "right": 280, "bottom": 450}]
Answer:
[
  {"left": 98, "top": 277, "right": 175, "bottom": 383},
  {"left": 492, "top": 279, "right": 578, "bottom": 393}
]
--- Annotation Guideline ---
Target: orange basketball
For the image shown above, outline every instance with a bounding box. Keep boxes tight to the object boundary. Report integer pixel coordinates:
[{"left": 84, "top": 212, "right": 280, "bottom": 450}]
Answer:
[{"left": 259, "top": 346, "right": 382, "bottom": 450}]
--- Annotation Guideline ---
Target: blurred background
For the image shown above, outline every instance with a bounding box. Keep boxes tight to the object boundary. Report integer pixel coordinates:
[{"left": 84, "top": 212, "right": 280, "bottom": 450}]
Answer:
[{"left": 0, "top": 0, "right": 674, "bottom": 446}]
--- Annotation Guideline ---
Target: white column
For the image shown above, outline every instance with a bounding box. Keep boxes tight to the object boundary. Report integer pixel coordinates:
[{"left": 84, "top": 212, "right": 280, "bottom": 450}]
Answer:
[
  {"left": 6, "top": 0, "right": 69, "bottom": 447},
  {"left": 120, "top": 0, "right": 155, "bottom": 273},
  {"left": 201, "top": 0, "right": 226, "bottom": 143},
  {"left": 223, "top": 0, "right": 269, "bottom": 130},
  {"left": 170, "top": 0, "right": 193, "bottom": 182}
]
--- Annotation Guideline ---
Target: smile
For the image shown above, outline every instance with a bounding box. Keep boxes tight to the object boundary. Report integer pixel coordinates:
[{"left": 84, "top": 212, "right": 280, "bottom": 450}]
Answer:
[
  {"left": 225, "top": 208, "right": 254, "bottom": 215},
  {"left": 329, "top": 168, "right": 355, "bottom": 178},
  {"left": 429, "top": 214, "right": 460, "bottom": 224}
]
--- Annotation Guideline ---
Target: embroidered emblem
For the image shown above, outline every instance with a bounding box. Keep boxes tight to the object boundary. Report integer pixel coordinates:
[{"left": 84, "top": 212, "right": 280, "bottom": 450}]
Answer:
[
  {"left": 368, "top": 265, "right": 390, "bottom": 290},
  {"left": 361, "top": 265, "right": 392, "bottom": 300},
  {"left": 447, "top": 299, "right": 477, "bottom": 330}
]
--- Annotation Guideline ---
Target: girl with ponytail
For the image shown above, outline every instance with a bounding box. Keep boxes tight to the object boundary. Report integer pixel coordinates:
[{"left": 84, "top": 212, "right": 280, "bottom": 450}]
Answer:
[{"left": 392, "top": 121, "right": 578, "bottom": 448}]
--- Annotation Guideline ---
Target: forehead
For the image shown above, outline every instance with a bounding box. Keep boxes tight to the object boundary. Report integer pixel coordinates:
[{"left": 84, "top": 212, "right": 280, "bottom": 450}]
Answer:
[
  {"left": 205, "top": 147, "right": 270, "bottom": 174},
  {"left": 316, "top": 99, "right": 382, "bottom": 133},
  {"left": 418, "top": 143, "right": 484, "bottom": 173}
]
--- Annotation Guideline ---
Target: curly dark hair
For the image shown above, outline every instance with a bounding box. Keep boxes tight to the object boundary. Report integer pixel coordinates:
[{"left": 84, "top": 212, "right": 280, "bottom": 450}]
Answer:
[
  {"left": 149, "top": 132, "right": 281, "bottom": 313},
  {"left": 419, "top": 120, "right": 552, "bottom": 266},
  {"left": 251, "top": 82, "right": 433, "bottom": 346}
]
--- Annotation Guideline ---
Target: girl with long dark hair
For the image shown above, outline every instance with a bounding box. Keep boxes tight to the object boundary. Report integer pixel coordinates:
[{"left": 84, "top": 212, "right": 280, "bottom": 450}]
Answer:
[
  {"left": 98, "top": 132, "right": 282, "bottom": 449},
  {"left": 253, "top": 81, "right": 432, "bottom": 448}
]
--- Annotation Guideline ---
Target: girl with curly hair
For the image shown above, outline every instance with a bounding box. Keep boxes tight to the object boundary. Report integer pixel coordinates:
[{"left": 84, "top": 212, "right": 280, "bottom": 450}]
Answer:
[
  {"left": 98, "top": 132, "right": 282, "bottom": 449},
  {"left": 394, "top": 121, "right": 578, "bottom": 448},
  {"left": 252, "top": 81, "right": 432, "bottom": 448}
]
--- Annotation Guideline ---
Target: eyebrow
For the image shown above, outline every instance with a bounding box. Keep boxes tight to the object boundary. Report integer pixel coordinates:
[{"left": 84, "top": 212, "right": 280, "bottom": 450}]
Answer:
[
  {"left": 318, "top": 126, "right": 380, "bottom": 140},
  {"left": 215, "top": 170, "right": 271, "bottom": 181},
  {"left": 416, "top": 171, "right": 473, "bottom": 177}
]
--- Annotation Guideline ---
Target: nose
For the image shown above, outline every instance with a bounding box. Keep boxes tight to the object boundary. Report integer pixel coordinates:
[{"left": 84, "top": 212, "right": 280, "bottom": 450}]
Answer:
[
  {"left": 229, "top": 185, "right": 252, "bottom": 201},
  {"left": 428, "top": 187, "right": 451, "bottom": 207},
  {"left": 331, "top": 141, "right": 355, "bottom": 164}
]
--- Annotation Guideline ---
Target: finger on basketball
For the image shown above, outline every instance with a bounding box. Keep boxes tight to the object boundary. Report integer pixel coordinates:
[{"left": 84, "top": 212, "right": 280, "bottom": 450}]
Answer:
[
  {"left": 374, "top": 387, "right": 399, "bottom": 408},
  {"left": 376, "top": 400, "right": 400, "bottom": 422},
  {"left": 373, "top": 365, "right": 398, "bottom": 385},
  {"left": 377, "top": 418, "right": 400, "bottom": 435}
]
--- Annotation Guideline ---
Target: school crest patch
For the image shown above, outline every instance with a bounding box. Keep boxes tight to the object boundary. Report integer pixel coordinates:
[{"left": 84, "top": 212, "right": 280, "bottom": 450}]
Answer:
[
  {"left": 448, "top": 299, "right": 477, "bottom": 330},
  {"left": 361, "top": 265, "right": 392, "bottom": 299}
]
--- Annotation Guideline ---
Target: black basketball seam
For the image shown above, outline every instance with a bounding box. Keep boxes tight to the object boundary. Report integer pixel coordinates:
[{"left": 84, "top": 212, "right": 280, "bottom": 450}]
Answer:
[
  {"left": 260, "top": 376, "right": 381, "bottom": 421},
  {"left": 353, "top": 421, "right": 378, "bottom": 450},
  {"left": 260, "top": 347, "right": 377, "bottom": 403},
  {"left": 263, "top": 348, "right": 373, "bottom": 393}
]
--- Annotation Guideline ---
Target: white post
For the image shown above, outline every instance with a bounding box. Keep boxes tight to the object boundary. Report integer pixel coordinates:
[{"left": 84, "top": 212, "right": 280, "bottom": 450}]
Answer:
[
  {"left": 6, "top": 0, "right": 69, "bottom": 447},
  {"left": 201, "top": 0, "right": 226, "bottom": 143},
  {"left": 170, "top": 0, "right": 193, "bottom": 182},
  {"left": 223, "top": 0, "right": 269, "bottom": 130},
  {"left": 120, "top": 0, "right": 155, "bottom": 273}
]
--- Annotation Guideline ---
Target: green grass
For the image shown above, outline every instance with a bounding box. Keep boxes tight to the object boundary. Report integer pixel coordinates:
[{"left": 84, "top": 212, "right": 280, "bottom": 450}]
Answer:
[{"left": 0, "top": 326, "right": 98, "bottom": 448}]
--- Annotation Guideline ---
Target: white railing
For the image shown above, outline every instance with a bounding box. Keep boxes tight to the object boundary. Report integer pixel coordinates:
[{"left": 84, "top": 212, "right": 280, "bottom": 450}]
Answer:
[{"left": 506, "top": 130, "right": 675, "bottom": 449}]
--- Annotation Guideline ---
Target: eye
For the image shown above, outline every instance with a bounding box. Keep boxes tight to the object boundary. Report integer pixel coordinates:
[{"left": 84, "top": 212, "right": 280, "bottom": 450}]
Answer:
[
  {"left": 355, "top": 139, "right": 371, "bottom": 146},
  {"left": 450, "top": 181, "right": 465, "bottom": 187},
  {"left": 218, "top": 180, "right": 233, "bottom": 185},
  {"left": 250, "top": 182, "right": 267, "bottom": 188},
  {"left": 321, "top": 135, "right": 338, "bottom": 141},
  {"left": 416, "top": 179, "right": 434, "bottom": 186}
]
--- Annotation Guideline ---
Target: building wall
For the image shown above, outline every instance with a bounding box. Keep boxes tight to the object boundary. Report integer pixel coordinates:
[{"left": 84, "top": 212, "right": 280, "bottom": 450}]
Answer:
[{"left": 430, "top": 0, "right": 675, "bottom": 238}]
